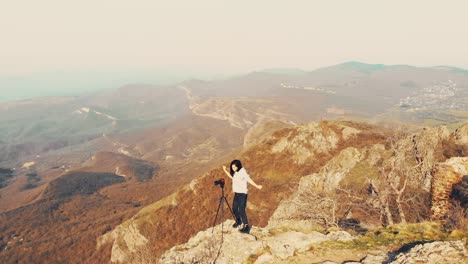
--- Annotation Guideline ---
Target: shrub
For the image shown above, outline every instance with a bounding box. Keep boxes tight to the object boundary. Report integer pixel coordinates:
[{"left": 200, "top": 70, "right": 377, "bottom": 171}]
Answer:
[
  {"left": 446, "top": 202, "right": 468, "bottom": 232},
  {"left": 0, "top": 168, "right": 14, "bottom": 189},
  {"left": 20, "top": 183, "right": 38, "bottom": 191}
]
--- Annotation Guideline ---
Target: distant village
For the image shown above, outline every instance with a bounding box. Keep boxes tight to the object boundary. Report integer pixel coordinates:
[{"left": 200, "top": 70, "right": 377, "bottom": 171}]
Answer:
[{"left": 399, "top": 80, "right": 466, "bottom": 111}]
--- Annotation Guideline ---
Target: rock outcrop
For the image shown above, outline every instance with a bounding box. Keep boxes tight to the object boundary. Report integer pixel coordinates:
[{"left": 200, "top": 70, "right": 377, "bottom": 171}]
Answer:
[
  {"left": 159, "top": 220, "right": 355, "bottom": 264},
  {"left": 96, "top": 221, "right": 149, "bottom": 263},
  {"left": 387, "top": 241, "right": 467, "bottom": 264},
  {"left": 271, "top": 122, "right": 342, "bottom": 164},
  {"left": 431, "top": 157, "right": 468, "bottom": 219},
  {"left": 268, "top": 147, "right": 362, "bottom": 229},
  {"left": 305, "top": 147, "right": 362, "bottom": 192},
  {"left": 411, "top": 126, "right": 451, "bottom": 190},
  {"left": 96, "top": 192, "right": 179, "bottom": 263},
  {"left": 453, "top": 123, "right": 468, "bottom": 145},
  {"left": 301, "top": 241, "right": 467, "bottom": 264}
]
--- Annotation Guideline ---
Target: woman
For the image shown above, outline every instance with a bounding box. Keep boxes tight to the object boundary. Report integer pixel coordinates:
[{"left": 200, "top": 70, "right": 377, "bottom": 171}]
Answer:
[{"left": 222, "top": 159, "right": 262, "bottom": 234}]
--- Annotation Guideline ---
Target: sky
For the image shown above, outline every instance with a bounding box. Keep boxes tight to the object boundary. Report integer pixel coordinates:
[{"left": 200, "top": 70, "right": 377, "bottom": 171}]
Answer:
[{"left": 1, "top": 0, "right": 467, "bottom": 99}]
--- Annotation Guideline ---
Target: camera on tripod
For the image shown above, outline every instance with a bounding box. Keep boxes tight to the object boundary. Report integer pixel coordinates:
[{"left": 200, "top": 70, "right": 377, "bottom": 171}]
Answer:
[
  {"left": 212, "top": 177, "right": 235, "bottom": 234},
  {"left": 214, "top": 178, "right": 225, "bottom": 188}
]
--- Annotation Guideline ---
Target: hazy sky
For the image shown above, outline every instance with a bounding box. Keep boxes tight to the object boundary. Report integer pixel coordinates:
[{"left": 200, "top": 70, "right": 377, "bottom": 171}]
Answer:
[{"left": 1, "top": 0, "right": 467, "bottom": 98}]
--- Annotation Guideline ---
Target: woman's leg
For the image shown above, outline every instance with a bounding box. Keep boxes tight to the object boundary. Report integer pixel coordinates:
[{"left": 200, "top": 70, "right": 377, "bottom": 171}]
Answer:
[
  {"left": 232, "top": 193, "right": 241, "bottom": 224},
  {"left": 238, "top": 193, "right": 249, "bottom": 226}
]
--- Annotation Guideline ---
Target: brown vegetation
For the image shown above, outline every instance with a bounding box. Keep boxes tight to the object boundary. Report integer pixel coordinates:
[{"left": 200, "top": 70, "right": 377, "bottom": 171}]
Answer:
[{"left": 0, "top": 167, "right": 186, "bottom": 264}]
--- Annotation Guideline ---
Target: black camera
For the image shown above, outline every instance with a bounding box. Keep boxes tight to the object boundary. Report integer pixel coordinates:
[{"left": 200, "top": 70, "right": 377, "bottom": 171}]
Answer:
[{"left": 214, "top": 178, "right": 225, "bottom": 188}]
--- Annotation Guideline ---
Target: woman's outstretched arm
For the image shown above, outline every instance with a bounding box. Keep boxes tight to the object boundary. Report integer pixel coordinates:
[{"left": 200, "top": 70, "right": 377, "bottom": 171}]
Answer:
[
  {"left": 222, "top": 166, "right": 233, "bottom": 179},
  {"left": 247, "top": 178, "right": 263, "bottom": 190}
]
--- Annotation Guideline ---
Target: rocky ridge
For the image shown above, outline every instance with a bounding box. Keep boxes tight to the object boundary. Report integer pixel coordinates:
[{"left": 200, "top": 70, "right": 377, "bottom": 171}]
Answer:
[
  {"left": 159, "top": 220, "right": 467, "bottom": 264},
  {"left": 159, "top": 220, "right": 354, "bottom": 264}
]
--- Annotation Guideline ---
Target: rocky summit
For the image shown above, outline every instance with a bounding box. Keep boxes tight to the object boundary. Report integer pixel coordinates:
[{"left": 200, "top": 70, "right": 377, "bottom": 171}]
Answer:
[
  {"left": 159, "top": 221, "right": 467, "bottom": 264},
  {"left": 159, "top": 220, "right": 355, "bottom": 264}
]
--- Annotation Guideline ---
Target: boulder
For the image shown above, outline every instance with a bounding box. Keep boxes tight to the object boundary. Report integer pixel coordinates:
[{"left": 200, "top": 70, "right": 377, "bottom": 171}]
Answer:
[
  {"left": 388, "top": 241, "right": 467, "bottom": 264},
  {"left": 266, "top": 231, "right": 327, "bottom": 259},
  {"left": 326, "top": 230, "right": 354, "bottom": 241},
  {"left": 97, "top": 221, "right": 149, "bottom": 263},
  {"left": 453, "top": 123, "right": 468, "bottom": 145}
]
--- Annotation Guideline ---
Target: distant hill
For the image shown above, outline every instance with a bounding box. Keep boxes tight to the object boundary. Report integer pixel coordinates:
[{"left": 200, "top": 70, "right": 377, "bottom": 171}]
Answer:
[{"left": 260, "top": 68, "right": 308, "bottom": 75}]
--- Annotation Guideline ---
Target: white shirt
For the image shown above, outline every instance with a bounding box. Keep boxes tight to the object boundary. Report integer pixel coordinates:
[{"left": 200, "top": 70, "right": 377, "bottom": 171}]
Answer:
[{"left": 232, "top": 167, "right": 251, "bottom": 194}]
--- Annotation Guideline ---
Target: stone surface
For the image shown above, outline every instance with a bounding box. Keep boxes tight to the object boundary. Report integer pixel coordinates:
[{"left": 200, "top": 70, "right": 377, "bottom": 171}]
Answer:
[
  {"left": 388, "top": 241, "right": 467, "bottom": 264},
  {"left": 453, "top": 123, "right": 468, "bottom": 145},
  {"left": 271, "top": 122, "right": 340, "bottom": 164},
  {"left": 160, "top": 220, "right": 265, "bottom": 264},
  {"left": 268, "top": 147, "right": 362, "bottom": 228},
  {"left": 359, "top": 254, "right": 387, "bottom": 264},
  {"left": 430, "top": 157, "right": 468, "bottom": 219},
  {"left": 97, "top": 221, "right": 149, "bottom": 263},
  {"left": 159, "top": 220, "right": 354, "bottom": 264},
  {"left": 326, "top": 230, "right": 354, "bottom": 241},
  {"left": 411, "top": 125, "right": 451, "bottom": 191},
  {"left": 266, "top": 231, "right": 327, "bottom": 259},
  {"left": 254, "top": 253, "right": 275, "bottom": 264},
  {"left": 340, "top": 125, "right": 360, "bottom": 140}
]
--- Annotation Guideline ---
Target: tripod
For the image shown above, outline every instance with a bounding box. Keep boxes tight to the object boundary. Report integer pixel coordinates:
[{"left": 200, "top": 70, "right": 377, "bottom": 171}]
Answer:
[{"left": 212, "top": 183, "right": 236, "bottom": 234}]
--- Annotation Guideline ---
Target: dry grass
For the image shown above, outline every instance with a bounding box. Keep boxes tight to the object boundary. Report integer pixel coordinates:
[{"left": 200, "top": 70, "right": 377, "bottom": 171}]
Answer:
[
  {"left": 127, "top": 244, "right": 160, "bottom": 264},
  {"left": 314, "top": 222, "right": 450, "bottom": 252},
  {"left": 436, "top": 139, "right": 468, "bottom": 160},
  {"left": 446, "top": 202, "right": 468, "bottom": 233}
]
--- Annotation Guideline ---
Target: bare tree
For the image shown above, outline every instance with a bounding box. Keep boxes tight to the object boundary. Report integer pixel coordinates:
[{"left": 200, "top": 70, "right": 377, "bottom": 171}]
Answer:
[
  {"left": 289, "top": 189, "right": 338, "bottom": 228},
  {"left": 368, "top": 177, "right": 395, "bottom": 225},
  {"left": 368, "top": 130, "right": 422, "bottom": 225},
  {"left": 335, "top": 185, "right": 381, "bottom": 224},
  {"left": 128, "top": 244, "right": 160, "bottom": 264}
]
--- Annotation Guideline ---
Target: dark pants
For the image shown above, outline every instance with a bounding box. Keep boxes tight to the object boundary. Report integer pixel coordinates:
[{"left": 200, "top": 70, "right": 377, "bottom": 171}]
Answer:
[{"left": 233, "top": 192, "right": 248, "bottom": 225}]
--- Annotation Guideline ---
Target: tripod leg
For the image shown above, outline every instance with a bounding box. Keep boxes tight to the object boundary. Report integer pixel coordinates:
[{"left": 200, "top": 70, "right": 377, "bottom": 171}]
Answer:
[
  {"left": 222, "top": 196, "right": 237, "bottom": 220},
  {"left": 212, "top": 197, "right": 224, "bottom": 233},
  {"left": 221, "top": 198, "right": 225, "bottom": 235}
]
